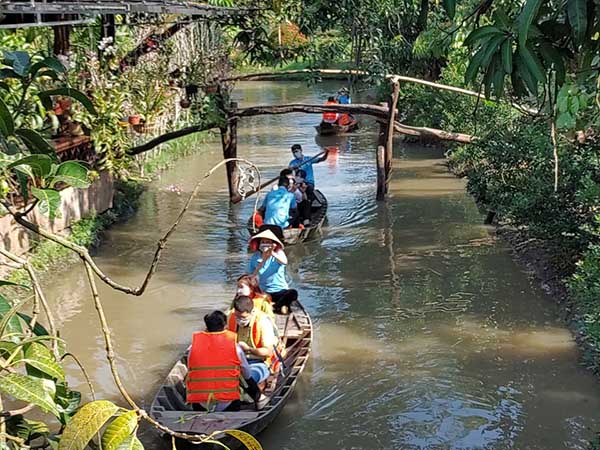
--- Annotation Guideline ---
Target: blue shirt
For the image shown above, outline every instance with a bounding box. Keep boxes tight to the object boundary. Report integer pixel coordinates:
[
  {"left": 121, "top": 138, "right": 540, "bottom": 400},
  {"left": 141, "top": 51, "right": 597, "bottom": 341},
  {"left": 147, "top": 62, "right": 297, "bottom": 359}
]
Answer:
[
  {"left": 263, "top": 186, "right": 296, "bottom": 228},
  {"left": 248, "top": 252, "right": 289, "bottom": 293},
  {"left": 289, "top": 156, "right": 315, "bottom": 185},
  {"left": 338, "top": 94, "right": 351, "bottom": 104}
]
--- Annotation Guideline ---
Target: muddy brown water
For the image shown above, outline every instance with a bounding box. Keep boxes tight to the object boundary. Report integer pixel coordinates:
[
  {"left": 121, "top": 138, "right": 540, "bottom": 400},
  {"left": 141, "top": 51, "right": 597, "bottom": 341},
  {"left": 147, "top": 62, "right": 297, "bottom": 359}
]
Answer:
[{"left": 41, "top": 81, "right": 600, "bottom": 450}]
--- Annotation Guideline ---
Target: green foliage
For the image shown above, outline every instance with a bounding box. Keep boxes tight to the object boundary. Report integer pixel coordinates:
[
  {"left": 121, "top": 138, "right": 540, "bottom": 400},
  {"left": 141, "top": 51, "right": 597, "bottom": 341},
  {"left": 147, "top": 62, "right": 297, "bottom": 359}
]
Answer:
[
  {"left": 101, "top": 411, "right": 139, "bottom": 450},
  {"left": 59, "top": 400, "right": 120, "bottom": 450}
]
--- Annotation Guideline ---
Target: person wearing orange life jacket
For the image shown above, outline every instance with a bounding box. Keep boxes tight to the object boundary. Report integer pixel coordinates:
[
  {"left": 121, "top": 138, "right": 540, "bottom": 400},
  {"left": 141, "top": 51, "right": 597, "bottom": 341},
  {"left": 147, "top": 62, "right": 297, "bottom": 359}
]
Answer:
[
  {"left": 227, "top": 296, "right": 281, "bottom": 383},
  {"left": 186, "top": 310, "right": 264, "bottom": 411},
  {"left": 322, "top": 96, "right": 339, "bottom": 124}
]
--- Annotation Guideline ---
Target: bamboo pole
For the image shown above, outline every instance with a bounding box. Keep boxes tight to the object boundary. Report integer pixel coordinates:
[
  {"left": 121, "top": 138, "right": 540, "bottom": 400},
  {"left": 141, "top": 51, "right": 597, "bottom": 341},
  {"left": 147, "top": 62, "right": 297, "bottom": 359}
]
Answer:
[{"left": 222, "top": 69, "right": 538, "bottom": 115}]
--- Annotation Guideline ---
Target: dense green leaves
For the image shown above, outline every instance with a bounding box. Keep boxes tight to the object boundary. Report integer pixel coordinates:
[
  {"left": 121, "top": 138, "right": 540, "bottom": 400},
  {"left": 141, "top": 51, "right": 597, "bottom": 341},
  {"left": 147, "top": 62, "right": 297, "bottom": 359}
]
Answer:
[
  {"left": 39, "top": 88, "right": 97, "bottom": 116},
  {"left": 0, "top": 294, "right": 23, "bottom": 339},
  {"left": 0, "top": 373, "right": 59, "bottom": 416},
  {"left": 517, "top": 0, "right": 543, "bottom": 47},
  {"left": 101, "top": 411, "right": 138, "bottom": 450},
  {"left": 115, "top": 436, "right": 144, "bottom": 450},
  {"left": 3, "top": 51, "right": 31, "bottom": 77},
  {"left": 23, "top": 342, "right": 65, "bottom": 381},
  {"left": 59, "top": 401, "right": 119, "bottom": 450},
  {"left": 0, "top": 97, "right": 14, "bottom": 136},
  {"left": 31, "top": 187, "right": 61, "bottom": 219},
  {"left": 566, "top": 0, "right": 588, "bottom": 43},
  {"left": 9, "top": 154, "right": 55, "bottom": 178},
  {"left": 52, "top": 161, "right": 90, "bottom": 189},
  {"left": 13, "top": 129, "right": 58, "bottom": 159}
]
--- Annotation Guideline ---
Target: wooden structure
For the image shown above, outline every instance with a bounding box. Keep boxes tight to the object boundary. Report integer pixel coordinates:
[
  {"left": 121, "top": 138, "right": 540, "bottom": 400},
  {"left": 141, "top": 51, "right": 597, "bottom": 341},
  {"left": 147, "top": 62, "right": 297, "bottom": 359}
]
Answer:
[
  {"left": 149, "top": 301, "right": 312, "bottom": 446},
  {"left": 248, "top": 190, "right": 328, "bottom": 245}
]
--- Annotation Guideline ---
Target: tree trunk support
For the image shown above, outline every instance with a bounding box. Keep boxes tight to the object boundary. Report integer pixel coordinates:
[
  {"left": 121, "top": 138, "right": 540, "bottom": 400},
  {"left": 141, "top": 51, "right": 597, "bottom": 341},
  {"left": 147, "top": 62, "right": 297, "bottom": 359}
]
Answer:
[
  {"left": 384, "top": 78, "right": 400, "bottom": 194},
  {"left": 221, "top": 102, "right": 241, "bottom": 203},
  {"left": 376, "top": 146, "right": 386, "bottom": 201},
  {"left": 377, "top": 112, "right": 387, "bottom": 201}
]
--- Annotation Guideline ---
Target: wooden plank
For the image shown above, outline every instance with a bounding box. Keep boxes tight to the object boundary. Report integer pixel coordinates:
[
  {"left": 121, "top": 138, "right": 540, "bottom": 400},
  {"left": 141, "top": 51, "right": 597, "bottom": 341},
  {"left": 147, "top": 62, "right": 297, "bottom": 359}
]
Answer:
[{"left": 0, "top": 1, "right": 257, "bottom": 17}]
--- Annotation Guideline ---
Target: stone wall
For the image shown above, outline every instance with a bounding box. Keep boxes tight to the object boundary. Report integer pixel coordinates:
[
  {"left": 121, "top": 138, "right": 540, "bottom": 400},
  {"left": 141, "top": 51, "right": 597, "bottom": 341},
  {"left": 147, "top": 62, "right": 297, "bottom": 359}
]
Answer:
[{"left": 0, "top": 170, "right": 114, "bottom": 259}]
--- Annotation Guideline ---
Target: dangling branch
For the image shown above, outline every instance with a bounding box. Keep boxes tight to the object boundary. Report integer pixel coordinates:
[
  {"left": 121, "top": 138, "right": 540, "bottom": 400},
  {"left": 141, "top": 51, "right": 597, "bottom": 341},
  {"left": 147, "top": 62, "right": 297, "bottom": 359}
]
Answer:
[
  {"left": 0, "top": 248, "right": 58, "bottom": 354},
  {"left": 2, "top": 159, "right": 261, "bottom": 298}
]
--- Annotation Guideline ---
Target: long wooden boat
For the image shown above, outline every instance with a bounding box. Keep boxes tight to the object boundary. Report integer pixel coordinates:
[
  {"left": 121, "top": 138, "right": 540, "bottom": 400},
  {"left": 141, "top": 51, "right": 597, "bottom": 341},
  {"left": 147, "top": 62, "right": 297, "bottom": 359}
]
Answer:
[
  {"left": 247, "top": 190, "right": 328, "bottom": 245},
  {"left": 149, "top": 301, "right": 312, "bottom": 448},
  {"left": 315, "top": 118, "right": 358, "bottom": 136}
]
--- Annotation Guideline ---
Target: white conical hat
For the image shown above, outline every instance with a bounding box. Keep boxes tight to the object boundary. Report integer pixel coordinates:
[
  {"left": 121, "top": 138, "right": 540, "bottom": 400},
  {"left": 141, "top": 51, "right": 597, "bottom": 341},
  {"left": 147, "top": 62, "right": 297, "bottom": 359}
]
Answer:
[{"left": 249, "top": 229, "right": 284, "bottom": 248}]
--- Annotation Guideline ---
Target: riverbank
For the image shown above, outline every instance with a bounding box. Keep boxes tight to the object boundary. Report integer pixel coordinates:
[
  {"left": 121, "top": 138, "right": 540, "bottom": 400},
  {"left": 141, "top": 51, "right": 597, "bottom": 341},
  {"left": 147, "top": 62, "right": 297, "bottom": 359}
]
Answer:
[
  {"left": 441, "top": 152, "right": 600, "bottom": 377},
  {"left": 7, "top": 131, "right": 215, "bottom": 284}
]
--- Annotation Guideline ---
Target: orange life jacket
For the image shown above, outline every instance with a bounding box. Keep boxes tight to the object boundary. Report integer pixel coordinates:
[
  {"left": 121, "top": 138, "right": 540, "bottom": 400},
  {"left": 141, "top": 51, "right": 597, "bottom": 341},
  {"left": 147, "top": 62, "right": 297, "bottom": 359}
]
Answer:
[
  {"left": 186, "top": 330, "right": 241, "bottom": 403},
  {"left": 227, "top": 310, "right": 284, "bottom": 373},
  {"left": 322, "top": 100, "right": 339, "bottom": 123},
  {"left": 252, "top": 293, "right": 274, "bottom": 319}
]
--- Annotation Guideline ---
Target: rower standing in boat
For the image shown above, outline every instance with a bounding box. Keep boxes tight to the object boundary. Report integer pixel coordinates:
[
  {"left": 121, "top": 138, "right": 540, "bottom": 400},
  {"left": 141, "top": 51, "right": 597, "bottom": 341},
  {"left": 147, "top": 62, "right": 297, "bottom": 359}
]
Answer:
[
  {"left": 248, "top": 228, "right": 298, "bottom": 314},
  {"left": 336, "top": 87, "right": 354, "bottom": 126},
  {"left": 289, "top": 144, "right": 328, "bottom": 203},
  {"left": 186, "top": 310, "right": 263, "bottom": 411}
]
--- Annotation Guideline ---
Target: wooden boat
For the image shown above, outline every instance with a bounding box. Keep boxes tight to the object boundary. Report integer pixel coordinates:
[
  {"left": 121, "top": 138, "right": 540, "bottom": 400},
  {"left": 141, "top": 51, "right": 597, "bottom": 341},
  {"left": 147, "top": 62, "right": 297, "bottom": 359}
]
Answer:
[
  {"left": 315, "top": 118, "right": 358, "bottom": 136},
  {"left": 149, "top": 302, "right": 312, "bottom": 447},
  {"left": 247, "top": 190, "right": 328, "bottom": 245}
]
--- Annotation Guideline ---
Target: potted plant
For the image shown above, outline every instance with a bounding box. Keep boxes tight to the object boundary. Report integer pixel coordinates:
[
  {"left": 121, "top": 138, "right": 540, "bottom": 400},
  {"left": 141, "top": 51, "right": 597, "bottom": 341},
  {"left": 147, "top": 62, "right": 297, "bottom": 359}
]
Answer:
[{"left": 128, "top": 114, "right": 142, "bottom": 125}]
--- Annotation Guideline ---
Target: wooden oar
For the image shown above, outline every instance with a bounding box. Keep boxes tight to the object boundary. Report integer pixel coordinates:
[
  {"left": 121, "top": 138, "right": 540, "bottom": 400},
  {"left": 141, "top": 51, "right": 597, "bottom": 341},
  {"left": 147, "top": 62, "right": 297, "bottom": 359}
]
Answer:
[
  {"left": 246, "top": 150, "right": 326, "bottom": 199},
  {"left": 248, "top": 150, "right": 327, "bottom": 232}
]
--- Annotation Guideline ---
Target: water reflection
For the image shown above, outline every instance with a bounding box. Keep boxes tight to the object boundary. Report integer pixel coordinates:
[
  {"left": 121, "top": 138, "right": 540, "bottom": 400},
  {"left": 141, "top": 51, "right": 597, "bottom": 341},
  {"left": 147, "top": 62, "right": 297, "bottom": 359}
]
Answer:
[{"left": 37, "top": 81, "right": 600, "bottom": 450}]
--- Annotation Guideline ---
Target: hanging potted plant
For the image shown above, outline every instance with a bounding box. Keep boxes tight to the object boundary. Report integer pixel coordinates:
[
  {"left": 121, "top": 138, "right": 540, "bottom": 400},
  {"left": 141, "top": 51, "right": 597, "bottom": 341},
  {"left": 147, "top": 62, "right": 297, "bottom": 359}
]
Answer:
[
  {"left": 128, "top": 114, "right": 142, "bottom": 125},
  {"left": 180, "top": 98, "right": 191, "bottom": 109}
]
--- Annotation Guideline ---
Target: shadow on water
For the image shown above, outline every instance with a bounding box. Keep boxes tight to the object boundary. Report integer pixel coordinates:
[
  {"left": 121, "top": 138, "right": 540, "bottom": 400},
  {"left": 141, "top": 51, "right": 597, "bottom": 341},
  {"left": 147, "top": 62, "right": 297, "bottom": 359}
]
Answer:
[{"left": 39, "top": 81, "right": 600, "bottom": 450}]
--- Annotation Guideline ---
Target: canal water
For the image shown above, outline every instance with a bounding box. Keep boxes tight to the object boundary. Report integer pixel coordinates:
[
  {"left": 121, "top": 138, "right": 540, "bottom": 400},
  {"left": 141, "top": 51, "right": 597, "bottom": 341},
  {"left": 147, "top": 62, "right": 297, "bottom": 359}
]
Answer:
[{"left": 43, "top": 81, "right": 600, "bottom": 449}]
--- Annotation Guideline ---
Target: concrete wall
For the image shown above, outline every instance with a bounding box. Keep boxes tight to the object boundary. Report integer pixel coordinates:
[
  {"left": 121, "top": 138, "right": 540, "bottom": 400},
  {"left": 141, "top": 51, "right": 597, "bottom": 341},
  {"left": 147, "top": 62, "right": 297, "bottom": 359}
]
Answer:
[{"left": 0, "top": 170, "right": 114, "bottom": 259}]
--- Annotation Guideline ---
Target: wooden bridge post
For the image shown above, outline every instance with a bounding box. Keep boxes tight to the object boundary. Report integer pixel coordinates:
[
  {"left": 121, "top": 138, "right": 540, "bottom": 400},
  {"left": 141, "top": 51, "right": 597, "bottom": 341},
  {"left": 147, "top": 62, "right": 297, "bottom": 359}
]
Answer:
[
  {"left": 376, "top": 146, "right": 386, "bottom": 200},
  {"left": 384, "top": 78, "right": 401, "bottom": 194},
  {"left": 220, "top": 101, "right": 242, "bottom": 203},
  {"left": 376, "top": 109, "right": 388, "bottom": 201}
]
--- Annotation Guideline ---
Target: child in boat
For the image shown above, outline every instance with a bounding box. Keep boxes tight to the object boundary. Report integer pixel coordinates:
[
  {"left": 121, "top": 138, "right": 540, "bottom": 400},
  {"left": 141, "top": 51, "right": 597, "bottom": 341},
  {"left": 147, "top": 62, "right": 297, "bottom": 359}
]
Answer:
[
  {"left": 294, "top": 169, "right": 311, "bottom": 226},
  {"left": 248, "top": 227, "right": 298, "bottom": 315}
]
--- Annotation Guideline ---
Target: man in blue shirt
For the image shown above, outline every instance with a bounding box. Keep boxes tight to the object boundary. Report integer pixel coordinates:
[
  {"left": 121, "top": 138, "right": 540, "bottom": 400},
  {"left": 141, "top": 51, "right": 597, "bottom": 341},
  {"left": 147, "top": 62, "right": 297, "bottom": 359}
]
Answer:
[
  {"left": 288, "top": 144, "right": 328, "bottom": 188},
  {"left": 337, "top": 87, "right": 351, "bottom": 104},
  {"left": 263, "top": 176, "right": 297, "bottom": 229}
]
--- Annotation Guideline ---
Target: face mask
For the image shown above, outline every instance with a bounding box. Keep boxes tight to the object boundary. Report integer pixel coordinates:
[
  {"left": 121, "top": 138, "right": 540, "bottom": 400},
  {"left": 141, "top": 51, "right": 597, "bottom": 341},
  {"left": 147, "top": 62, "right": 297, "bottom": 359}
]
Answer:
[
  {"left": 293, "top": 151, "right": 302, "bottom": 159},
  {"left": 236, "top": 316, "right": 251, "bottom": 327},
  {"left": 259, "top": 243, "right": 272, "bottom": 252},
  {"left": 237, "top": 285, "right": 251, "bottom": 296}
]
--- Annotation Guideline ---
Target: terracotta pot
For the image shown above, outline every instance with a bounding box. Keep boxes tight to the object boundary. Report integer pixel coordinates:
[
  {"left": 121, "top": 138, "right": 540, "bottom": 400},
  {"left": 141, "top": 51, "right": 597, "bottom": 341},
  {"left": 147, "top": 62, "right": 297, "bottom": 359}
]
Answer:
[
  {"left": 59, "top": 98, "right": 72, "bottom": 111},
  {"left": 180, "top": 99, "right": 191, "bottom": 109},
  {"left": 53, "top": 106, "right": 64, "bottom": 116},
  {"left": 128, "top": 115, "right": 142, "bottom": 125}
]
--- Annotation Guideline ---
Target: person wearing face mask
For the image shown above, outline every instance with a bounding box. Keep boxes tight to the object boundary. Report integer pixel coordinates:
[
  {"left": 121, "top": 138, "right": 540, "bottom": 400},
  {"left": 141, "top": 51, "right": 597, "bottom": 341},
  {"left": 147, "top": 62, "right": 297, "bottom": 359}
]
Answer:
[
  {"left": 289, "top": 144, "right": 328, "bottom": 200},
  {"left": 236, "top": 273, "right": 274, "bottom": 319},
  {"left": 262, "top": 175, "right": 297, "bottom": 229},
  {"left": 227, "top": 296, "right": 279, "bottom": 383},
  {"left": 187, "top": 310, "right": 265, "bottom": 411},
  {"left": 247, "top": 228, "right": 298, "bottom": 314}
]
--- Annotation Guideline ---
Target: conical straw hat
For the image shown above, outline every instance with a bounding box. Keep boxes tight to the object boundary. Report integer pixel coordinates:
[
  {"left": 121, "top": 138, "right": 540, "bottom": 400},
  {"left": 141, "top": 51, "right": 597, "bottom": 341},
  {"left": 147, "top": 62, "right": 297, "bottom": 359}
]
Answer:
[{"left": 249, "top": 229, "right": 285, "bottom": 249}]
